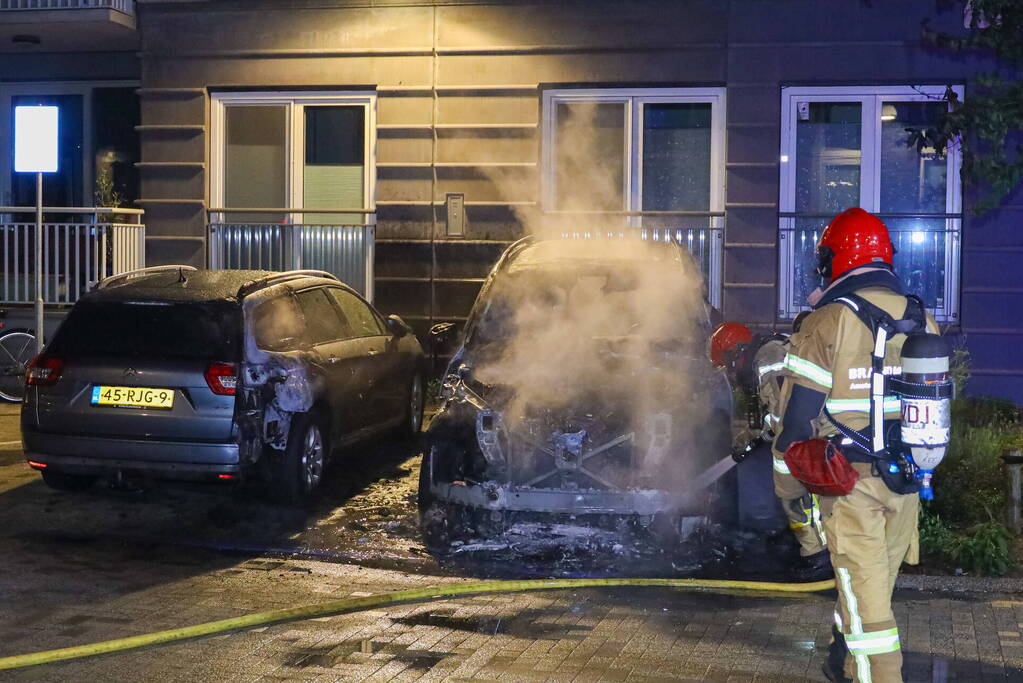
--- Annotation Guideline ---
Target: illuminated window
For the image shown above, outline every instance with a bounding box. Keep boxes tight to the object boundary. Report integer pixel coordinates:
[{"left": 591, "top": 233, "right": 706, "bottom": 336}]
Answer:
[
  {"left": 210, "top": 92, "right": 374, "bottom": 226},
  {"left": 779, "top": 86, "right": 963, "bottom": 322}
]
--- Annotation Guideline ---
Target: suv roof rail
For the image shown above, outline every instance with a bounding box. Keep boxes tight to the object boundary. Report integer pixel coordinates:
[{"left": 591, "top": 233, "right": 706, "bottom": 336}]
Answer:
[
  {"left": 94, "top": 265, "right": 198, "bottom": 290},
  {"left": 237, "top": 269, "right": 340, "bottom": 298}
]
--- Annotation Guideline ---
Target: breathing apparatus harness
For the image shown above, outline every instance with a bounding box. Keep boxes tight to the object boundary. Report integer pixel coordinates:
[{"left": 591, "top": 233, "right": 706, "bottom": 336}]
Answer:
[{"left": 823, "top": 293, "right": 953, "bottom": 498}]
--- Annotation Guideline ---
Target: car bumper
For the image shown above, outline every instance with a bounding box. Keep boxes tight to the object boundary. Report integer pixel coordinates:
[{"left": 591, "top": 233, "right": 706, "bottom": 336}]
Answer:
[
  {"left": 23, "top": 430, "right": 241, "bottom": 479},
  {"left": 430, "top": 480, "right": 694, "bottom": 516}
]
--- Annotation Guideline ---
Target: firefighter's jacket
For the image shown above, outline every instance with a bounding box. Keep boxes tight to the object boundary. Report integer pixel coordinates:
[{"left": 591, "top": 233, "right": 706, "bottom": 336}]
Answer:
[
  {"left": 772, "top": 284, "right": 938, "bottom": 458},
  {"left": 753, "top": 338, "right": 787, "bottom": 435}
]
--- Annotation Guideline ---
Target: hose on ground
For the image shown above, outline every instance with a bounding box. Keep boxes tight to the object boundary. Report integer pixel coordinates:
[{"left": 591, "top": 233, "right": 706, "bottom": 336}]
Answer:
[{"left": 0, "top": 576, "right": 835, "bottom": 671}]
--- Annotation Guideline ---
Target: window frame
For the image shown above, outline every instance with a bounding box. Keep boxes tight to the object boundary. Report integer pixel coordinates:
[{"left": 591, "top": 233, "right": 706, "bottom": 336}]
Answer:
[
  {"left": 541, "top": 87, "right": 726, "bottom": 307},
  {"left": 778, "top": 85, "right": 964, "bottom": 323},
  {"left": 209, "top": 90, "right": 377, "bottom": 224}
]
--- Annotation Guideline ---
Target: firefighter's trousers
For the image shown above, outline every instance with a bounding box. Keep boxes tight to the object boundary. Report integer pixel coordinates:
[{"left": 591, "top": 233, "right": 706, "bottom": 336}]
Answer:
[
  {"left": 820, "top": 464, "right": 920, "bottom": 683},
  {"left": 772, "top": 455, "right": 826, "bottom": 557}
]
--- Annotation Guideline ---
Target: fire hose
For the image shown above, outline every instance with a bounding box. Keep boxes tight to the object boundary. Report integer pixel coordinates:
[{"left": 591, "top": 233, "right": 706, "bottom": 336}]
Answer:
[{"left": 0, "top": 576, "right": 835, "bottom": 671}]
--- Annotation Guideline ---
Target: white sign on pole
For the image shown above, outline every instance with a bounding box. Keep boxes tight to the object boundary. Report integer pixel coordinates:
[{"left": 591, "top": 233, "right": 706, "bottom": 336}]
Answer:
[{"left": 14, "top": 105, "right": 59, "bottom": 174}]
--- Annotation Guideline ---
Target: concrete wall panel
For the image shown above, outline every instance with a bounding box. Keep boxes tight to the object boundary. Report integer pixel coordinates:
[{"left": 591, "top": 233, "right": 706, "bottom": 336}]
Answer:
[
  {"left": 726, "top": 166, "right": 778, "bottom": 206},
  {"left": 436, "top": 95, "right": 538, "bottom": 125},
  {"left": 438, "top": 53, "right": 726, "bottom": 87},
  {"left": 436, "top": 133, "right": 537, "bottom": 165},
  {"left": 437, "top": 1, "right": 727, "bottom": 48},
  {"left": 726, "top": 206, "right": 778, "bottom": 244},
  {"left": 727, "top": 127, "right": 779, "bottom": 165}
]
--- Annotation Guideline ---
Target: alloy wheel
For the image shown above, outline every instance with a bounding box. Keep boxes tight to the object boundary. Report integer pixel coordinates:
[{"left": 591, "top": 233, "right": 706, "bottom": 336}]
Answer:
[
  {"left": 409, "top": 375, "right": 424, "bottom": 434},
  {"left": 300, "top": 423, "right": 324, "bottom": 492}
]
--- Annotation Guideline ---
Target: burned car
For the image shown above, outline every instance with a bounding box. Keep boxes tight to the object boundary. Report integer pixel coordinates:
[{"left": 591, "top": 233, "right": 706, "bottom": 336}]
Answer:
[
  {"left": 420, "top": 236, "right": 734, "bottom": 542},
  {"left": 22, "top": 267, "right": 425, "bottom": 504}
]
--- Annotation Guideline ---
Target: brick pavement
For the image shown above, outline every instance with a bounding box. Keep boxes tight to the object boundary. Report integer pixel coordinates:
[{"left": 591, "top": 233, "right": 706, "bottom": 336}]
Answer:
[{"left": 1, "top": 536, "right": 1023, "bottom": 682}]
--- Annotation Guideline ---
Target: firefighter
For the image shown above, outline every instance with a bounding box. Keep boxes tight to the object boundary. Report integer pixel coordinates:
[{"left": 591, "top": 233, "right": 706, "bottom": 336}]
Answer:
[
  {"left": 711, "top": 316, "right": 831, "bottom": 581},
  {"left": 772, "top": 207, "right": 939, "bottom": 683}
]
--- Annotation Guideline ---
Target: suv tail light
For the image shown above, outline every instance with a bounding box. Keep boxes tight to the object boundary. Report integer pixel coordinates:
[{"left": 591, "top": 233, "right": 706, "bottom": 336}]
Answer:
[
  {"left": 26, "top": 355, "right": 63, "bottom": 386},
  {"left": 204, "top": 362, "right": 237, "bottom": 396}
]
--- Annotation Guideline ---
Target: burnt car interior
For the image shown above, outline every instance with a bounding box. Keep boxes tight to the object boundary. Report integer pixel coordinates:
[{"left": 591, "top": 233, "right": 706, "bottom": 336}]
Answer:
[{"left": 421, "top": 237, "right": 735, "bottom": 545}]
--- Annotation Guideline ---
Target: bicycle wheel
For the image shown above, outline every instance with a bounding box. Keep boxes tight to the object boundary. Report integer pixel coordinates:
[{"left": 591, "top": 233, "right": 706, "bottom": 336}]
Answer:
[{"left": 0, "top": 330, "right": 36, "bottom": 403}]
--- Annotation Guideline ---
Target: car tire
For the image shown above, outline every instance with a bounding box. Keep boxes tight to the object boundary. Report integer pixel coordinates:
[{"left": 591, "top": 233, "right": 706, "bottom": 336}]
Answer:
[
  {"left": 418, "top": 444, "right": 452, "bottom": 546},
  {"left": 417, "top": 443, "right": 437, "bottom": 514},
  {"left": 402, "top": 373, "right": 425, "bottom": 441},
  {"left": 270, "top": 411, "right": 328, "bottom": 505},
  {"left": 41, "top": 469, "right": 96, "bottom": 493}
]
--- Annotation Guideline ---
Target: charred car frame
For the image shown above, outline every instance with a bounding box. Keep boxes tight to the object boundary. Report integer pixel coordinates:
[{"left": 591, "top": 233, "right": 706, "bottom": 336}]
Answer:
[{"left": 419, "top": 236, "right": 735, "bottom": 540}]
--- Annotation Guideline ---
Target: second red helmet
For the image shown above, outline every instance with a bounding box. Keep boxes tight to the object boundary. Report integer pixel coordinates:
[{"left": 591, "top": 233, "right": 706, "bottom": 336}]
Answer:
[
  {"left": 816, "top": 207, "right": 894, "bottom": 281},
  {"left": 710, "top": 322, "right": 753, "bottom": 368}
]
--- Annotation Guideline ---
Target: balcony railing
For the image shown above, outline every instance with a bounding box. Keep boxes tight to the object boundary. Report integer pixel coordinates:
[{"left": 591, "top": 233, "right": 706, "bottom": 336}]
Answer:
[
  {"left": 207, "top": 209, "right": 376, "bottom": 300},
  {"left": 0, "top": 0, "right": 134, "bottom": 13},
  {"left": 0, "top": 207, "right": 145, "bottom": 305},
  {"left": 539, "top": 210, "right": 725, "bottom": 308},
  {"left": 778, "top": 211, "right": 961, "bottom": 323}
]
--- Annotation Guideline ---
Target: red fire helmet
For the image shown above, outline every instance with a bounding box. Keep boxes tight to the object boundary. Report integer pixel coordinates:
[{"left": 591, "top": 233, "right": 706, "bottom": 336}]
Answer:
[
  {"left": 817, "top": 207, "right": 894, "bottom": 280},
  {"left": 710, "top": 322, "right": 753, "bottom": 368}
]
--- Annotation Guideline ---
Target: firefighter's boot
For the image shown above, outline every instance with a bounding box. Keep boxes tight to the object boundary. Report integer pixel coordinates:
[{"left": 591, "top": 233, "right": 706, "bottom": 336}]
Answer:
[
  {"left": 823, "top": 625, "right": 853, "bottom": 682},
  {"left": 793, "top": 548, "right": 833, "bottom": 581}
]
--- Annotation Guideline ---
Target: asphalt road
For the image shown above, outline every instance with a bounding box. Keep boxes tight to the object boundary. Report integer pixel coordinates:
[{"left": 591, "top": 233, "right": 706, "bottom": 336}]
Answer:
[{"left": 0, "top": 402, "right": 437, "bottom": 573}]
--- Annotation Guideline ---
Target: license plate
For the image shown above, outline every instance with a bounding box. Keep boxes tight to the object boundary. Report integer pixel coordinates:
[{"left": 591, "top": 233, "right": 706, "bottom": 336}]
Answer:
[{"left": 91, "top": 385, "right": 175, "bottom": 410}]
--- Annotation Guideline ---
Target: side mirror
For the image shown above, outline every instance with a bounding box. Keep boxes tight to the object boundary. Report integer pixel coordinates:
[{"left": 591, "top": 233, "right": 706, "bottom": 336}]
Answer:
[
  {"left": 385, "top": 314, "right": 412, "bottom": 338},
  {"left": 429, "top": 321, "right": 459, "bottom": 357},
  {"left": 429, "top": 321, "right": 456, "bottom": 344}
]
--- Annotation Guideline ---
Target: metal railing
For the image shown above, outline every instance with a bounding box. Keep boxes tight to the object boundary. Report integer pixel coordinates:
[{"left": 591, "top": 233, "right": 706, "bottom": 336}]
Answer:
[
  {"left": 0, "top": 207, "right": 145, "bottom": 305},
  {"left": 539, "top": 210, "right": 725, "bottom": 308},
  {"left": 0, "top": 0, "right": 134, "bottom": 13},
  {"left": 207, "top": 208, "right": 376, "bottom": 300},
  {"left": 777, "top": 211, "right": 961, "bottom": 323}
]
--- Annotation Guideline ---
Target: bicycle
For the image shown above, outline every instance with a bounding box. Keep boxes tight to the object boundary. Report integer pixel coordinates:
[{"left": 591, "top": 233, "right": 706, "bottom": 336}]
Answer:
[{"left": 0, "top": 313, "right": 36, "bottom": 403}]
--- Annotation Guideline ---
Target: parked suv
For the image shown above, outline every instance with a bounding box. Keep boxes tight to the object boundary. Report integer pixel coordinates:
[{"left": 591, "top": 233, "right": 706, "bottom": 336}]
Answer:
[{"left": 22, "top": 267, "right": 426, "bottom": 503}]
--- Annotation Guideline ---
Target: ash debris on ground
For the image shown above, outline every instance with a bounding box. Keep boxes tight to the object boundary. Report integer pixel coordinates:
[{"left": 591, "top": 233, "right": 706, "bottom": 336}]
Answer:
[{"left": 421, "top": 512, "right": 800, "bottom": 581}]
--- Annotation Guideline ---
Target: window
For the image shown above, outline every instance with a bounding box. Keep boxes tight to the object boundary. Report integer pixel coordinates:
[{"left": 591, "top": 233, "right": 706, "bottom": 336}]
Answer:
[
  {"left": 210, "top": 92, "right": 375, "bottom": 225},
  {"left": 0, "top": 81, "right": 139, "bottom": 210},
  {"left": 542, "top": 89, "right": 725, "bottom": 307},
  {"left": 252, "top": 296, "right": 304, "bottom": 352},
  {"left": 296, "top": 289, "right": 348, "bottom": 345},
  {"left": 51, "top": 302, "right": 240, "bottom": 360},
  {"left": 779, "top": 86, "right": 963, "bottom": 322},
  {"left": 327, "top": 288, "right": 385, "bottom": 338}
]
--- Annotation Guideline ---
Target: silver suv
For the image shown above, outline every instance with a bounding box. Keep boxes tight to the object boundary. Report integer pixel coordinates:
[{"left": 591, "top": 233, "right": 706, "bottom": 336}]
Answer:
[{"left": 22, "top": 267, "right": 425, "bottom": 503}]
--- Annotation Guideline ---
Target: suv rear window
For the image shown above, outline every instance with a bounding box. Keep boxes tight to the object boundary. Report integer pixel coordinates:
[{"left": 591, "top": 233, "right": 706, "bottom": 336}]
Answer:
[{"left": 49, "top": 301, "right": 241, "bottom": 360}]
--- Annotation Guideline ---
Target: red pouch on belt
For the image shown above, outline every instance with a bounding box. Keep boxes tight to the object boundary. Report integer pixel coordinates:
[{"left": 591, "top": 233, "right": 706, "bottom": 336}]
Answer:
[{"left": 783, "top": 439, "right": 860, "bottom": 497}]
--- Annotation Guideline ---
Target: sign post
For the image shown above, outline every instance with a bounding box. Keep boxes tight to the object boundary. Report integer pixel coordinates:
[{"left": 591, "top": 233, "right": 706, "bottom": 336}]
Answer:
[{"left": 14, "top": 105, "right": 59, "bottom": 354}]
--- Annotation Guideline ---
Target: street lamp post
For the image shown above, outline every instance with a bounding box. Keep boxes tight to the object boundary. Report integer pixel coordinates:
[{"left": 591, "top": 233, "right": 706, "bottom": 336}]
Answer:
[
  {"left": 35, "top": 171, "right": 43, "bottom": 353},
  {"left": 14, "top": 105, "right": 59, "bottom": 355}
]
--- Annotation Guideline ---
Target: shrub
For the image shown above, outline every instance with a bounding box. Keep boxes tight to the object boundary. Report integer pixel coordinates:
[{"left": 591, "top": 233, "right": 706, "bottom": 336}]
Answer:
[
  {"left": 919, "top": 508, "right": 1016, "bottom": 576},
  {"left": 931, "top": 398, "right": 1022, "bottom": 529},
  {"left": 952, "top": 522, "right": 1016, "bottom": 576},
  {"left": 952, "top": 396, "right": 1021, "bottom": 430}
]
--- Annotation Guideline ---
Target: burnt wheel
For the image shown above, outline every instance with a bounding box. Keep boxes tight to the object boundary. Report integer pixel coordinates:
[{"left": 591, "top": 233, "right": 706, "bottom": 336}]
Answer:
[
  {"left": 417, "top": 443, "right": 436, "bottom": 514},
  {"left": 269, "top": 411, "right": 328, "bottom": 505},
  {"left": 41, "top": 469, "right": 96, "bottom": 493}
]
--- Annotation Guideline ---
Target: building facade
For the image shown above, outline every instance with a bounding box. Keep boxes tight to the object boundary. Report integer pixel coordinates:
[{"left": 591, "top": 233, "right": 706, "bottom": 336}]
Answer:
[{"left": 1, "top": 0, "right": 1020, "bottom": 400}]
